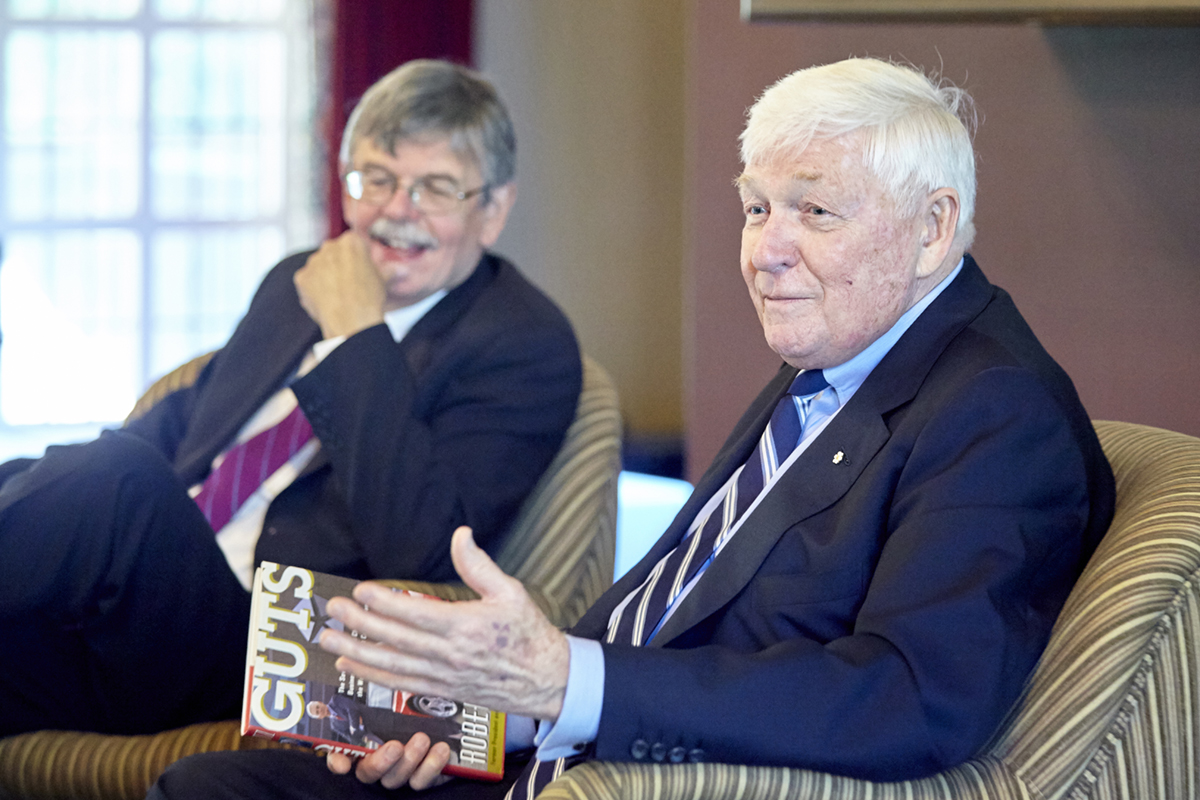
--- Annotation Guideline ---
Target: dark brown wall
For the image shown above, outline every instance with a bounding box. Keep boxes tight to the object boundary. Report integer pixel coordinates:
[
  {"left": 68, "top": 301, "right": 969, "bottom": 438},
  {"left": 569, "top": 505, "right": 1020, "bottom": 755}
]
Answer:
[{"left": 684, "top": 2, "right": 1200, "bottom": 478}]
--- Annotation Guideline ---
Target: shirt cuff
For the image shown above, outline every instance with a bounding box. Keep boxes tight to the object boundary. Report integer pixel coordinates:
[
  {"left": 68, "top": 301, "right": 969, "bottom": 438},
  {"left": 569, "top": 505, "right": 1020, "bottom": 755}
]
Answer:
[
  {"left": 505, "top": 714, "right": 537, "bottom": 752},
  {"left": 533, "top": 635, "right": 604, "bottom": 760},
  {"left": 310, "top": 335, "right": 347, "bottom": 363}
]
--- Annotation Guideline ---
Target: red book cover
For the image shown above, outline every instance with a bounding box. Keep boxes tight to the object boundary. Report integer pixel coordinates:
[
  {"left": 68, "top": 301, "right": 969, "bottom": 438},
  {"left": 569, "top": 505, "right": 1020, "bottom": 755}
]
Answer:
[{"left": 241, "top": 561, "right": 506, "bottom": 781}]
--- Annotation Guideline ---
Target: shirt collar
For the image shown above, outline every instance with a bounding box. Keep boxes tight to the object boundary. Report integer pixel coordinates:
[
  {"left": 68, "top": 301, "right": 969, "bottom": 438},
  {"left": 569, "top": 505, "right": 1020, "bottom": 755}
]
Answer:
[
  {"left": 383, "top": 289, "right": 448, "bottom": 343},
  {"left": 821, "top": 257, "right": 964, "bottom": 407}
]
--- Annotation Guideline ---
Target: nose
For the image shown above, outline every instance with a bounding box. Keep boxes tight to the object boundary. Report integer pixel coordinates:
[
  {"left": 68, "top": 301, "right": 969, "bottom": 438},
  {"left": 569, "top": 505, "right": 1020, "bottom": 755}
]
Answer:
[
  {"left": 749, "top": 214, "right": 798, "bottom": 274},
  {"left": 379, "top": 184, "right": 421, "bottom": 219}
]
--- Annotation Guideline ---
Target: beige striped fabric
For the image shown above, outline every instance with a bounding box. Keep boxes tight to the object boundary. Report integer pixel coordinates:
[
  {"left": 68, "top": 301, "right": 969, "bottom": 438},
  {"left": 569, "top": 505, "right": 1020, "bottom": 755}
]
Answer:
[
  {"left": 123, "top": 351, "right": 215, "bottom": 424},
  {"left": 0, "top": 722, "right": 308, "bottom": 800},
  {"left": 0, "top": 355, "right": 621, "bottom": 800},
  {"left": 539, "top": 420, "right": 1200, "bottom": 800}
]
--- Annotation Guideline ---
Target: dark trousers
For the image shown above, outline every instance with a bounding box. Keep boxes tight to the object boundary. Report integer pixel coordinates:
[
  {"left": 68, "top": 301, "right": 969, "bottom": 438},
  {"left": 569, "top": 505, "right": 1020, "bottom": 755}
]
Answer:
[
  {"left": 148, "top": 748, "right": 531, "bottom": 800},
  {"left": 0, "top": 430, "right": 251, "bottom": 736}
]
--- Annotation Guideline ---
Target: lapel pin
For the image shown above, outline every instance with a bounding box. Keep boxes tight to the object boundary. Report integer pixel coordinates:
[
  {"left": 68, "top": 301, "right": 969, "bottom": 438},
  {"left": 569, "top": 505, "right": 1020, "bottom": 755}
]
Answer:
[{"left": 832, "top": 450, "right": 846, "bottom": 465}]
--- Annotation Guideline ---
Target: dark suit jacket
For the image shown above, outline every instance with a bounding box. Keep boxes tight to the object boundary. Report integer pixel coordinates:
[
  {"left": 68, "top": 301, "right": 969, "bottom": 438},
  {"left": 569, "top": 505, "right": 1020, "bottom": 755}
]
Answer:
[
  {"left": 573, "top": 256, "right": 1114, "bottom": 781},
  {"left": 126, "top": 251, "right": 581, "bottom": 582}
]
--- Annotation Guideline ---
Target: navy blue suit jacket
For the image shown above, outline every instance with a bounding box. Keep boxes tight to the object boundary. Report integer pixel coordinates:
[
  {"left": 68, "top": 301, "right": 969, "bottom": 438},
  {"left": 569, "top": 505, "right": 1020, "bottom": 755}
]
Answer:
[
  {"left": 572, "top": 256, "right": 1113, "bottom": 780},
  {"left": 127, "top": 251, "right": 581, "bottom": 582}
]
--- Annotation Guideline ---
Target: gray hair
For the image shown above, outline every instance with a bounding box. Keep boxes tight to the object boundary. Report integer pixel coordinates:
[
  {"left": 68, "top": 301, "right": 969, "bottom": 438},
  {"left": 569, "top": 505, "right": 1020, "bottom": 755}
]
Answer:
[
  {"left": 740, "top": 58, "right": 978, "bottom": 248},
  {"left": 339, "top": 59, "right": 516, "bottom": 189}
]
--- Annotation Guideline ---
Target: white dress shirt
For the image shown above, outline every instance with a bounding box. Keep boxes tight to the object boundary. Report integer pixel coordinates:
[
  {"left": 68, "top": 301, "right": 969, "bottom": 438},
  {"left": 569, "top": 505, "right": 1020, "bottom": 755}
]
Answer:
[{"left": 197, "top": 290, "right": 446, "bottom": 589}]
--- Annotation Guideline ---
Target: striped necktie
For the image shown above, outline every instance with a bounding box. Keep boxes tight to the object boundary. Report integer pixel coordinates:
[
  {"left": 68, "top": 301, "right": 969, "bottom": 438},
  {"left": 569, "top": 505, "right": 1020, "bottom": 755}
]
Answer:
[
  {"left": 192, "top": 403, "right": 314, "bottom": 533},
  {"left": 606, "top": 368, "right": 829, "bottom": 646},
  {"left": 505, "top": 369, "right": 829, "bottom": 800}
]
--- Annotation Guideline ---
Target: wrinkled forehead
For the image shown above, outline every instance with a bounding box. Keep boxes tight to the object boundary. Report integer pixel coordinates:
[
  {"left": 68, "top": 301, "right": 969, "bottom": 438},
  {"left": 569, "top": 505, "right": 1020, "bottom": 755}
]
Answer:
[
  {"left": 736, "top": 134, "right": 873, "bottom": 194},
  {"left": 351, "top": 134, "right": 482, "bottom": 179}
]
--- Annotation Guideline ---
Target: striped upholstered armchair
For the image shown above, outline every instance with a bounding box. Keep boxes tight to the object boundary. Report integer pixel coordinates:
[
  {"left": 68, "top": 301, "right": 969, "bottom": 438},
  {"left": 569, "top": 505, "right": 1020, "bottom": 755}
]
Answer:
[
  {"left": 540, "top": 420, "right": 1200, "bottom": 800},
  {"left": 0, "top": 353, "right": 622, "bottom": 800}
]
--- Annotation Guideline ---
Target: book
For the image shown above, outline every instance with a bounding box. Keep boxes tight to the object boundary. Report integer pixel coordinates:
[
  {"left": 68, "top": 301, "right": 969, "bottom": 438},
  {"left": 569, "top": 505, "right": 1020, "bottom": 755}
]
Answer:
[{"left": 241, "top": 561, "right": 506, "bottom": 781}]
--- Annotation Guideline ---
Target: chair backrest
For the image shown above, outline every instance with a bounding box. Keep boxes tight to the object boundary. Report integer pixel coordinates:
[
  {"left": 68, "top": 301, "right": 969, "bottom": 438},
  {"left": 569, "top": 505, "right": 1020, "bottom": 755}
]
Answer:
[
  {"left": 124, "top": 350, "right": 215, "bottom": 424},
  {"left": 493, "top": 354, "right": 622, "bottom": 628},
  {"left": 985, "top": 420, "right": 1200, "bottom": 798}
]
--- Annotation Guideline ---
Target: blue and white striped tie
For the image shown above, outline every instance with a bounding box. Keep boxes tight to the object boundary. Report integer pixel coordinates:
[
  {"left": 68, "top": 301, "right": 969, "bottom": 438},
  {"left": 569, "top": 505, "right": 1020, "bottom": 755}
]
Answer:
[
  {"left": 605, "top": 368, "right": 829, "bottom": 647},
  {"left": 505, "top": 369, "right": 829, "bottom": 800}
]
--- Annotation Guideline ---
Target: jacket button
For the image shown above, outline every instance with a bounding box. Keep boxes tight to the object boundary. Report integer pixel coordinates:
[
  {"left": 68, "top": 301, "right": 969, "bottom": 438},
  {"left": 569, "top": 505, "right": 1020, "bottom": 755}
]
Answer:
[
  {"left": 687, "top": 748, "right": 705, "bottom": 763},
  {"left": 650, "top": 742, "right": 667, "bottom": 762},
  {"left": 266, "top": 526, "right": 278, "bottom": 536},
  {"left": 669, "top": 746, "right": 686, "bottom": 763},
  {"left": 630, "top": 739, "right": 649, "bottom": 760}
]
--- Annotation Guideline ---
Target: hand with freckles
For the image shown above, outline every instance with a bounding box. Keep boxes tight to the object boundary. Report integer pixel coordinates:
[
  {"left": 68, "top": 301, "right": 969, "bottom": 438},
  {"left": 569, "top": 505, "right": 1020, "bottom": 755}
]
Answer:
[
  {"left": 317, "top": 526, "right": 570, "bottom": 785},
  {"left": 294, "top": 230, "right": 388, "bottom": 340}
]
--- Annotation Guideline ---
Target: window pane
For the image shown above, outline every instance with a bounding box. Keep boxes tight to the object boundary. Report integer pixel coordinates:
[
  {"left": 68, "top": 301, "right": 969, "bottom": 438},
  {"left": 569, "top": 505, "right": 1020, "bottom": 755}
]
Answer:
[
  {"left": 148, "top": 225, "right": 282, "bottom": 376},
  {"left": 9, "top": 0, "right": 142, "bottom": 19},
  {"left": 154, "top": 0, "right": 283, "bottom": 21},
  {"left": 150, "top": 29, "right": 285, "bottom": 220},
  {"left": 0, "top": 230, "right": 142, "bottom": 424},
  {"left": 4, "top": 29, "right": 142, "bottom": 221}
]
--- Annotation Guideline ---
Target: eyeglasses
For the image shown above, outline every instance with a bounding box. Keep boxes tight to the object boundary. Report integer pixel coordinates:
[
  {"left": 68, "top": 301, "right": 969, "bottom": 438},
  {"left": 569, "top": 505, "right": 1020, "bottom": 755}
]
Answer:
[{"left": 344, "top": 168, "right": 489, "bottom": 214}]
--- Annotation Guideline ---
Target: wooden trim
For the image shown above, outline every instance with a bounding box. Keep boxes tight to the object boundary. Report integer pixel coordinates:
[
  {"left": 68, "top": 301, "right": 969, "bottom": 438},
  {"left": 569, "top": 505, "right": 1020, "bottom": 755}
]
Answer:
[{"left": 740, "top": 0, "right": 1200, "bottom": 24}]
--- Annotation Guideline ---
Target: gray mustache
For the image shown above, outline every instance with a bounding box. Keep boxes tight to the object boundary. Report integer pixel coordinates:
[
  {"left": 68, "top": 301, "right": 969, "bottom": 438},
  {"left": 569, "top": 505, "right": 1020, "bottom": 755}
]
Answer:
[{"left": 368, "top": 219, "right": 439, "bottom": 250}]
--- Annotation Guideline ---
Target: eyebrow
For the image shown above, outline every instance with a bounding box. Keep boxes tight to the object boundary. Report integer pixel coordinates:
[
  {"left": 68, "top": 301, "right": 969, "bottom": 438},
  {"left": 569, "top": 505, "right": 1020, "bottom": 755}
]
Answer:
[
  {"left": 357, "top": 164, "right": 462, "bottom": 184},
  {"left": 734, "top": 169, "right": 823, "bottom": 193}
]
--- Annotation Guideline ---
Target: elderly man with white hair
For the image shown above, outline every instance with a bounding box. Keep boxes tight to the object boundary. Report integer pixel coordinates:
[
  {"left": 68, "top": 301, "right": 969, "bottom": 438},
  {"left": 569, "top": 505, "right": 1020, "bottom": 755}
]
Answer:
[{"left": 152, "top": 57, "right": 1114, "bottom": 800}]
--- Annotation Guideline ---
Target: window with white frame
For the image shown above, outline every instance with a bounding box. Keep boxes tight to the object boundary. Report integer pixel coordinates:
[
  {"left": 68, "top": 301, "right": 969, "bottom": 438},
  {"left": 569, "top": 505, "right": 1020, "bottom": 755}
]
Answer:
[{"left": 0, "top": 0, "right": 321, "bottom": 460}]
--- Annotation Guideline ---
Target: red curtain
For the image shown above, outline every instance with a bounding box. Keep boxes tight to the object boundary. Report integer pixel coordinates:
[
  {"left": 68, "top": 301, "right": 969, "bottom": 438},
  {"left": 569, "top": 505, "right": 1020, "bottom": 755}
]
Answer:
[{"left": 323, "top": 0, "right": 474, "bottom": 239}]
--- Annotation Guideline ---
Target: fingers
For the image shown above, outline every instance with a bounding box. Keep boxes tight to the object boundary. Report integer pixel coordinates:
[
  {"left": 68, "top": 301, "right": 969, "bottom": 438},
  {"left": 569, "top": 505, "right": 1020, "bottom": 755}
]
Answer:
[
  {"left": 354, "top": 738, "right": 409, "bottom": 787},
  {"left": 351, "top": 734, "right": 453, "bottom": 791},
  {"left": 449, "top": 526, "right": 524, "bottom": 602},
  {"left": 408, "top": 741, "right": 454, "bottom": 791},
  {"left": 318, "top": 524, "right": 571, "bottom": 720},
  {"left": 292, "top": 232, "right": 386, "bottom": 338},
  {"left": 326, "top": 751, "right": 356, "bottom": 775}
]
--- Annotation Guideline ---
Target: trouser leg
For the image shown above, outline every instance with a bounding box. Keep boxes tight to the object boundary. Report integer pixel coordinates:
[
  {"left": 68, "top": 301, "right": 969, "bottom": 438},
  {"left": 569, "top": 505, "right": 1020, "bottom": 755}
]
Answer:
[
  {"left": 0, "top": 430, "right": 250, "bottom": 736},
  {"left": 148, "top": 749, "right": 528, "bottom": 800}
]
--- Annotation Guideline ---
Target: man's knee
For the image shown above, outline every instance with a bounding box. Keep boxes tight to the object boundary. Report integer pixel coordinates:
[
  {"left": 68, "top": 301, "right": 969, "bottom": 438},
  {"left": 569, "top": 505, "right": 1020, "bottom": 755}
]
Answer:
[{"left": 151, "top": 753, "right": 223, "bottom": 800}]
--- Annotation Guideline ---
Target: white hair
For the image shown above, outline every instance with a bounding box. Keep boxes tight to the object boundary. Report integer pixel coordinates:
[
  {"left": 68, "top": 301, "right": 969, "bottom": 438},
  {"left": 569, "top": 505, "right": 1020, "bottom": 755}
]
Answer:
[{"left": 740, "top": 58, "right": 978, "bottom": 248}]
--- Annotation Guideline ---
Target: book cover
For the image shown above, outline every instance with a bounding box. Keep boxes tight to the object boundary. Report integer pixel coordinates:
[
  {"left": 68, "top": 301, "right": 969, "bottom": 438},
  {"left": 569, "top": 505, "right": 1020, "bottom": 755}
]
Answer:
[{"left": 241, "top": 561, "right": 506, "bottom": 781}]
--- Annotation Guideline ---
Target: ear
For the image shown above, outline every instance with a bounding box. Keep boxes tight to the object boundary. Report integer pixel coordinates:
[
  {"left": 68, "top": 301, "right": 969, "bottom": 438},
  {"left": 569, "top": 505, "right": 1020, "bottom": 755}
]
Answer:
[
  {"left": 914, "top": 188, "right": 961, "bottom": 279},
  {"left": 477, "top": 182, "right": 517, "bottom": 248}
]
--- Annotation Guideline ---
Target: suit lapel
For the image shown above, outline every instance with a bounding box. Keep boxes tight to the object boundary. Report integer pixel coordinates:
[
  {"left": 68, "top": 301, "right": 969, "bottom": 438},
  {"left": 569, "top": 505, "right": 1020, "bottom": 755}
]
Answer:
[
  {"left": 175, "top": 289, "right": 320, "bottom": 482},
  {"left": 651, "top": 403, "right": 890, "bottom": 646},
  {"left": 651, "top": 256, "right": 997, "bottom": 647},
  {"left": 394, "top": 253, "right": 498, "bottom": 379},
  {"left": 572, "top": 366, "right": 798, "bottom": 638}
]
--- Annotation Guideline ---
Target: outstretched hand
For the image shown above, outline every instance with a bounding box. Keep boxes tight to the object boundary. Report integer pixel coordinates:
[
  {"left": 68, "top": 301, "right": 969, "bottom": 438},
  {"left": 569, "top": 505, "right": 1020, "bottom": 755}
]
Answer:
[
  {"left": 326, "top": 733, "right": 453, "bottom": 791},
  {"left": 319, "top": 526, "right": 571, "bottom": 722}
]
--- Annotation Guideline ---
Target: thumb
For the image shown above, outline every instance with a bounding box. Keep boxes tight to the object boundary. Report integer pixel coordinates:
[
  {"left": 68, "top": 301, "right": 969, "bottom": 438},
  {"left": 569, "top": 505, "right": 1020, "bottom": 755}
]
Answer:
[{"left": 450, "top": 526, "right": 517, "bottom": 601}]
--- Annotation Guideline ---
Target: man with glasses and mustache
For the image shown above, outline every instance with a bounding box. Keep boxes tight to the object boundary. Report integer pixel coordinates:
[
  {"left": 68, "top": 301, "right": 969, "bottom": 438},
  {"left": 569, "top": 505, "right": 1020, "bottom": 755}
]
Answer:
[{"left": 0, "top": 60, "right": 581, "bottom": 739}]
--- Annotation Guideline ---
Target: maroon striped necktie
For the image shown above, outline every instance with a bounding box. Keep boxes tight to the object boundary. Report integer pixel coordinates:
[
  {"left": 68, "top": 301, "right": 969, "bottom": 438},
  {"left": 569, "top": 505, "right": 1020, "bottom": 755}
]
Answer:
[{"left": 192, "top": 403, "right": 314, "bottom": 532}]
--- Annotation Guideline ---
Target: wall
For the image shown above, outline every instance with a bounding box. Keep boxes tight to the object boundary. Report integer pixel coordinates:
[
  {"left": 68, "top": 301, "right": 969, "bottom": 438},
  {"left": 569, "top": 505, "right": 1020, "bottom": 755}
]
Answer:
[
  {"left": 685, "top": 2, "right": 1200, "bottom": 477},
  {"left": 474, "top": 0, "right": 687, "bottom": 439}
]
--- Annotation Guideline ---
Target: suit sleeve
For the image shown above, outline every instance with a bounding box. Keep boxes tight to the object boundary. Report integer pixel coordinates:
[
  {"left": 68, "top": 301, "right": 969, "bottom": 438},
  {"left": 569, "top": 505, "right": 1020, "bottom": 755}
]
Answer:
[
  {"left": 591, "top": 367, "right": 1097, "bottom": 781},
  {"left": 289, "top": 311, "right": 580, "bottom": 583}
]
